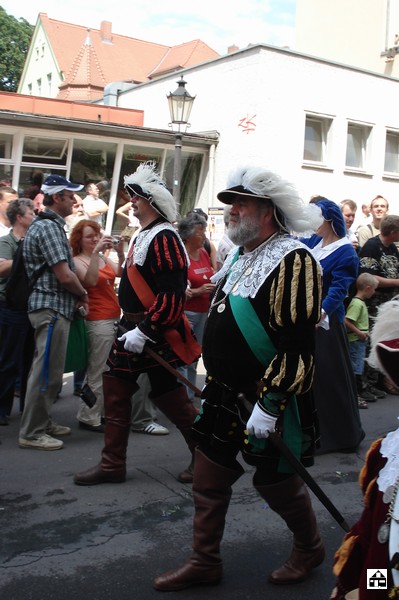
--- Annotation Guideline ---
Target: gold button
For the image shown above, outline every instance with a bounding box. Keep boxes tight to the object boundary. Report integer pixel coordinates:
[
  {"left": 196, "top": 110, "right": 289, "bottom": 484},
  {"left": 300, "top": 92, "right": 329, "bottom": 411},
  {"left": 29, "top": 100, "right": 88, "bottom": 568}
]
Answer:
[
  {"left": 244, "top": 439, "right": 249, "bottom": 445},
  {"left": 232, "top": 422, "right": 237, "bottom": 428}
]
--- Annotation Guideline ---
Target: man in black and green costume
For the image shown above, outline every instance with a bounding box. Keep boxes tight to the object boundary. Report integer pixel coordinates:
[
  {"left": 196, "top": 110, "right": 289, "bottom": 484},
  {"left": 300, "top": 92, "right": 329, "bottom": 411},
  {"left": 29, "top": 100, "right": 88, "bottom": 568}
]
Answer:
[{"left": 154, "top": 166, "right": 324, "bottom": 591}]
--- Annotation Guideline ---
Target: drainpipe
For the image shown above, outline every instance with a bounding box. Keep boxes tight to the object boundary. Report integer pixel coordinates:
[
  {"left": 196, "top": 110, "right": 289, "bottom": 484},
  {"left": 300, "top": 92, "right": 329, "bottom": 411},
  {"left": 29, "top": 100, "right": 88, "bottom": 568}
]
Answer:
[{"left": 208, "top": 143, "right": 216, "bottom": 208}]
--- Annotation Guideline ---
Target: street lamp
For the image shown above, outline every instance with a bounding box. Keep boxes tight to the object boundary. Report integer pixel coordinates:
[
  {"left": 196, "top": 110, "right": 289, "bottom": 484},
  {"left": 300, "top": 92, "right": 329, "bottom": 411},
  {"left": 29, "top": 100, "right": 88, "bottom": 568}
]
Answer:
[{"left": 167, "top": 76, "right": 196, "bottom": 204}]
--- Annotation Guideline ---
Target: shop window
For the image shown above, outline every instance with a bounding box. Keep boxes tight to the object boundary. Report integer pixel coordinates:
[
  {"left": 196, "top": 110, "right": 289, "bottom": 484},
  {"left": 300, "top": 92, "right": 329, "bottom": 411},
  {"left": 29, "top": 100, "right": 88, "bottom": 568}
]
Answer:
[
  {"left": 0, "top": 132, "right": 13, "bottom": 160},
  {"left": 112, "top": 145, "right": 164, "bottom": 233},
  {"left": 164, "top": 150, "right": 203, "bottom": 216},
  {"left": 22, "top": 136, "right": 68, "bottom": 165},
  {"left": 70, "top": 138, "right": 117, "bottom": 190}
]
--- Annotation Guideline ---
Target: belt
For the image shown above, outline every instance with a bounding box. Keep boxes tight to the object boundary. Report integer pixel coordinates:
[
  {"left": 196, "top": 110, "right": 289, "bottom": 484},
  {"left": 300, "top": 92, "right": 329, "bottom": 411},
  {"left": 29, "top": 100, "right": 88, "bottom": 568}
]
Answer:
[{"left": 122, "top": 311, "right": 146, "bottom": 324}]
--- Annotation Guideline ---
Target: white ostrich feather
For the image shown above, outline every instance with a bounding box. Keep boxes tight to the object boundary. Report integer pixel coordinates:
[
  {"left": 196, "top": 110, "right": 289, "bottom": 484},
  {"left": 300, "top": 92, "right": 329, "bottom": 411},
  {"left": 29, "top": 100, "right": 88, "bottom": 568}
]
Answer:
[
  {"left": 124, "top": 161, "right": 177, "bottom": 223},
  {"left": 225, "top": 166, "right": 323, "bottom": 233},
  {"left": 367, "top": 296, "right": 399, "bottom": 371}
]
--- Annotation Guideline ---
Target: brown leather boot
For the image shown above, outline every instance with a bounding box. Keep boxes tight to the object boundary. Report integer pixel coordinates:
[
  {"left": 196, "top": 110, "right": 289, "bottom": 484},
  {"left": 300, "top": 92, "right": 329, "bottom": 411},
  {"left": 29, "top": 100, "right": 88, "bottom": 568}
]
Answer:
[
  {"left": 153, "top": 449, "right": 244, "bottom": 591},
  {"left": 74, "top": 374, "right": 138, "bottom": 486},
  {"left": 254, "top": 474, "right": 324, "bottom": 584},
  {"left": 151, "top": 386, "right": 199, "bottom": 483},
  {"left": 177, "top": 457, "right": 194, "bottom": 484}
]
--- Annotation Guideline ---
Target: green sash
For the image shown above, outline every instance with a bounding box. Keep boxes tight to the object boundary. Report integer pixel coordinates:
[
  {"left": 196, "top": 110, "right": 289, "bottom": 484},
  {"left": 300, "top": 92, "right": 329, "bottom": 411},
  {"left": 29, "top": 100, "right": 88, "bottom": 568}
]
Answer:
[{"left": 227, "top": 274, "right": 302, "bottom": 472}]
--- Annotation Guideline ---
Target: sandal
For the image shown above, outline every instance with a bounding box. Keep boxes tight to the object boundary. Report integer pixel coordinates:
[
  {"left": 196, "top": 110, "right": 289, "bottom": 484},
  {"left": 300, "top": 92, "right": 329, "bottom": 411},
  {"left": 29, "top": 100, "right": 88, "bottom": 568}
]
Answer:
[
  {"left": 384, "top": 377, "right": 399, "bottom": 396},
  {"left": 357, "top": 398, "right": 369, "bottom": 409}
]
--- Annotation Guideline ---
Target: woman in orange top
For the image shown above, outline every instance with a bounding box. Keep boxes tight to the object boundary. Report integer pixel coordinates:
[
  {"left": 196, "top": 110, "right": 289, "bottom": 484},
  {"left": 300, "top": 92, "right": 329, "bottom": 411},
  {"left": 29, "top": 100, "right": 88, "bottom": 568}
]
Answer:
[{"left": 69, "top": 220, "right": 124, "bottom": 432}]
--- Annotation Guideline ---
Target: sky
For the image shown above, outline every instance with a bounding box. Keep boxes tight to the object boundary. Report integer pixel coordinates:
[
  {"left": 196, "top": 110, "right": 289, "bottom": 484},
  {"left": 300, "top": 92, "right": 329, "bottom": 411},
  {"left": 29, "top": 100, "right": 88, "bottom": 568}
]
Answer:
[{"left": 0, "top": 0, "right": 296, "bottom": 54}]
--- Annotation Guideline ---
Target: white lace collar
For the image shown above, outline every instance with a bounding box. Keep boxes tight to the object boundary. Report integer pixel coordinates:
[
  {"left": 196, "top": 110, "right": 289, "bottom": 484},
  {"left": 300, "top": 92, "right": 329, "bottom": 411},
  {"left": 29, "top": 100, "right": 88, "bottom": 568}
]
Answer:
[
  {"left": 378, "top": 427, "right": 399, "bottom": 493},
  {"left": 132, "top": 221, "right": 188, "bottom": 266},
  {"left": 211, "top": 234, "right": 307, "bottom": 299}
]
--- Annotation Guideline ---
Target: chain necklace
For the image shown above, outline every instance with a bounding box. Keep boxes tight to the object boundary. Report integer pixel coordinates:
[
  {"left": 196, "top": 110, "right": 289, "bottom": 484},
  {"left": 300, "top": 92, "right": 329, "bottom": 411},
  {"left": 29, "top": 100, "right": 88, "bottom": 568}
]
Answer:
[{"left": 378, "top": 476, "right": 399, "bottom": 544}]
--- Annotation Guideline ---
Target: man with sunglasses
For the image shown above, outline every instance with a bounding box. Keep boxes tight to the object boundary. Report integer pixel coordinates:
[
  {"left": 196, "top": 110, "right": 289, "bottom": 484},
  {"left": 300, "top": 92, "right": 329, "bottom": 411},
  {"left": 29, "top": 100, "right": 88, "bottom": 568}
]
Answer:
[{"left": 19, "top": 174, "right": 88, "bottom": 451}]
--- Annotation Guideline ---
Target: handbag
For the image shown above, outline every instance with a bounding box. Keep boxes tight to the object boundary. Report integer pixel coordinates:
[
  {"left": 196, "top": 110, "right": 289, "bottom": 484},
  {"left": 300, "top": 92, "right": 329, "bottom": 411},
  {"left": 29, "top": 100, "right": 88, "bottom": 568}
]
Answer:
[
  {"left": 79, "top": 383, "right": 97, "bottom": 408},
  {"left": 64, "top": 315, "right": 89, "bottom": 373}
]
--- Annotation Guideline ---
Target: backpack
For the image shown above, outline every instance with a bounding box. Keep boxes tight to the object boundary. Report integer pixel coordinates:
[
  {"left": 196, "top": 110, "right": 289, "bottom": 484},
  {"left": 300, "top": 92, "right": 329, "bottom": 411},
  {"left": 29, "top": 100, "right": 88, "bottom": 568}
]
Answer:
[
  {"left": 5, "top": 212, "right": 54, "bottom": 311},
  {"left": 5, "top": 239, "right": 46, "bottom": 311}
]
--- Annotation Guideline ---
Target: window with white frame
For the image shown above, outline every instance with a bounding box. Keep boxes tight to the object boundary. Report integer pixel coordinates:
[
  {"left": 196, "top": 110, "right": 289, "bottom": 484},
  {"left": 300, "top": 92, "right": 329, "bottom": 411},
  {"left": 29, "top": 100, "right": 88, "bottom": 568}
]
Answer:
[
  {"left": 47, "top": 73, "right": 52, "bottom": 96},
  {"left": 345, "top": 122, "right": 372, "bottom": 170},
  {"left": 303, "top": 115, "right": 332, "bottom": 164},
  {"left": 384, "top": 130, "right": 399, "bottom": 174},
  {"left": 37, "top": 78, "right": 41, "bottom": 95}
]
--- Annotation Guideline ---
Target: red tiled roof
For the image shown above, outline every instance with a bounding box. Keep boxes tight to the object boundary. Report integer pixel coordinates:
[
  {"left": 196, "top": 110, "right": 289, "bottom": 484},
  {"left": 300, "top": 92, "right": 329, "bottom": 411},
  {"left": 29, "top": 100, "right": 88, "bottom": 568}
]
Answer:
[{"left": 38, "top": 13, "right": 219, "bottom": 99}]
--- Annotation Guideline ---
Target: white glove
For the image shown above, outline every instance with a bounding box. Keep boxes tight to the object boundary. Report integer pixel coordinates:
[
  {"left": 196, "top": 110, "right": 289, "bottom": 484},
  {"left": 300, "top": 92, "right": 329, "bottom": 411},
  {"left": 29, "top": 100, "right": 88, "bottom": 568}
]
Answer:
[
  {"left": 118, "top": 327, "right": 152, "bottom": 354},
  {"left": 246, "top": 403, "right": 278, "bottom": 439}
]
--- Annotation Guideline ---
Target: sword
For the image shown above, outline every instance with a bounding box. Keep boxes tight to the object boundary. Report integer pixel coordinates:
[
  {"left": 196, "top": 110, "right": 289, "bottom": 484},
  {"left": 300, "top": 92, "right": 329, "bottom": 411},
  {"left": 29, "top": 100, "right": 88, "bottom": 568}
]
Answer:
[
  {"left": 237, "top": 393, "right": 350, "bottom": 533},
  {"left": 144, "top": 346, "right": 201, "bottom": 396},
  {"left": 144, "top": 349, "right": 351, "bottom": 533},
  {"left": 268, "top": 431, "right": 350, "bottom": 532}
]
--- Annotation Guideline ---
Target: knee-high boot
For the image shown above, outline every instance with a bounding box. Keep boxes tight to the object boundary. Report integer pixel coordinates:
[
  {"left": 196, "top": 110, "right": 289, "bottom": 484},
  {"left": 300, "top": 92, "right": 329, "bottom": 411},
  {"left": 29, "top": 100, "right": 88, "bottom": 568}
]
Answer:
[
  {"left": 151, "top": 385, "right": 199, "bottom": 483},
  {"left": 254, "top": 474, "right": 325, "bottom": 584},
  {"left": 153, "top": 449, "right": 244, "bottom": 591},
  {"left": 73, "top": 374, "right": 138, "bottom": 486}
]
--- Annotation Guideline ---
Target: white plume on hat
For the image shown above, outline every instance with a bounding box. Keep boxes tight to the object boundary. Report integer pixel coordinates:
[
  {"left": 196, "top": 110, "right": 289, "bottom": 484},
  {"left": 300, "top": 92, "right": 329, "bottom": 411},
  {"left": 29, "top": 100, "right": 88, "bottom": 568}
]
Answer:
[
  {"left": 222, "top": 166, "right": 323, "bottom": 233},
  {"left": 124, "top": 161, "right": 177, "bottom": 223},
  {"left": 367, "top": 296, "right": 399, "bottom": 373}
]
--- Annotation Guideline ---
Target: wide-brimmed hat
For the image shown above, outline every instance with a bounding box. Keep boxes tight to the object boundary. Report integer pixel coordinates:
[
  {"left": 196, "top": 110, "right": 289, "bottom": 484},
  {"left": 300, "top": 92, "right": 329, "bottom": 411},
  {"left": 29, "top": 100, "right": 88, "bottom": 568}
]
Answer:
[
  {"left": 217, "top": 166, "right": 322, "bottom": 233},
  {"left": 124, "top": 162, "right": 177, "bottom": 223},
  {"left": 41, "top": 174, "right": 83, "bottom": 195}
]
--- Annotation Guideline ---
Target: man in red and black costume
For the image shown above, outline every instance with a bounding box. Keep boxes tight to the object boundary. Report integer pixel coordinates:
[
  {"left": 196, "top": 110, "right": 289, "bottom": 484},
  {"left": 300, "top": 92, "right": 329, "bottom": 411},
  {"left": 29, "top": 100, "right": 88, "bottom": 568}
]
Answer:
[
  {"left": 73, "top": 162, "right": 200, "bottom": 486},
  {"left": 154, "top": 166, "right": 325, "bottom": 591}
]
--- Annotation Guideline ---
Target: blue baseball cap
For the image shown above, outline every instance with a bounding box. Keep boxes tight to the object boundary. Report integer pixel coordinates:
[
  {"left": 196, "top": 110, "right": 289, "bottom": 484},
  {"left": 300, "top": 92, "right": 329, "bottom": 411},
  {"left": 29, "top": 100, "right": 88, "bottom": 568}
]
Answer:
[{"left": 41, "top": 175, "right": 83, "bottom": 194}]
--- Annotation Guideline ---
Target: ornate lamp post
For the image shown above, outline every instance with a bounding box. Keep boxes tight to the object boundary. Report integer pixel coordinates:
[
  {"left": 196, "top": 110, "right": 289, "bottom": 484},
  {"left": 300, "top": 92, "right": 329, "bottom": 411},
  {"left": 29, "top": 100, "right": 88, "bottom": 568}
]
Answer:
[{"left": 167, "top": 76, "right": 196, "bottom": 204}]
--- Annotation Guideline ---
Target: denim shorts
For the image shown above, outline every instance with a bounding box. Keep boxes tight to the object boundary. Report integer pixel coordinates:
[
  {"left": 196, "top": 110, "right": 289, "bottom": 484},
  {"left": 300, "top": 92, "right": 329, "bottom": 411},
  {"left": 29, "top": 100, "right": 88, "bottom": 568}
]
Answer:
[{"left": 349, "top": 339, "right": 367, "bottom": 375}]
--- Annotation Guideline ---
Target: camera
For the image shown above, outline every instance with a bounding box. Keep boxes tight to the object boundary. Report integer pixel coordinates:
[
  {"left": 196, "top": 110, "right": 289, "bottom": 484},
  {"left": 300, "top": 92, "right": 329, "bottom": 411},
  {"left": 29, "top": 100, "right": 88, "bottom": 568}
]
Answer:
[
  {"left": 78, "top": 306, "right": 88, "bottom": 317},
  {"left": 111, "top": 238, "right": 120, "bottom": 246}
]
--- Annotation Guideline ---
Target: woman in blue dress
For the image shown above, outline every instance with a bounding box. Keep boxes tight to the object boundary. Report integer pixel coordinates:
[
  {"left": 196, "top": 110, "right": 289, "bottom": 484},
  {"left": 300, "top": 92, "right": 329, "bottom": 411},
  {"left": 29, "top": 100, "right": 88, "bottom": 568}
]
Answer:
[{"left": 302, "top": 198, "right": 364, "bottom": 453}]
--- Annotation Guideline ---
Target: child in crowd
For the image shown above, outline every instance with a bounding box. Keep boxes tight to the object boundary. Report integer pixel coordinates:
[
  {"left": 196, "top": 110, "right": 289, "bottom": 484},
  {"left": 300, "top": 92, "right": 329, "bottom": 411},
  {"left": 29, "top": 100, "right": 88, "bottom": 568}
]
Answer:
[{"left": 345, "top": 273, "right": 378, "bottom": 409}]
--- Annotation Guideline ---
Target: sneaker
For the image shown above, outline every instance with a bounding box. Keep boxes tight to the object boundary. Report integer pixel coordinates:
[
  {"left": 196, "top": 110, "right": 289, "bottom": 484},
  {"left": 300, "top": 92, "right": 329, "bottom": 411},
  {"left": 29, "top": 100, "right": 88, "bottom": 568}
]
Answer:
[
  {"left": 19, "top": 434, "right": 63, "bottom": 450},
  {"left": 357, "top": 397, "right": 368, "bottom": 409},
  {"left": 46, "top": 423, "right": 71, "bottom": 436},
  {"left": 131, "top": 422, "right": 170, "bottom": 435}
]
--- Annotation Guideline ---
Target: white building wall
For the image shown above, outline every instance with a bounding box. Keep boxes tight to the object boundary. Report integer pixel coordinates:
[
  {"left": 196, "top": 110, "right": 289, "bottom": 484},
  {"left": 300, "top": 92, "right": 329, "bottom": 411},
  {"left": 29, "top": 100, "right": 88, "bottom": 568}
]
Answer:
[
  {"left": 116, "top": 45, "right": 399, "bottom": 214},
  {"left": 18, "top": 23, "right": 61, "bottom": 97}
]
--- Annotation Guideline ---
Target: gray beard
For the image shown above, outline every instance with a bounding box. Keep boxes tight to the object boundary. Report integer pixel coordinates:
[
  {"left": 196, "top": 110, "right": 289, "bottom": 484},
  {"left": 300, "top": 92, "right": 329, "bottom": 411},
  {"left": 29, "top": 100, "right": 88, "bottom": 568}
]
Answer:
[{"left": 228, "top": 217, "right": 262, "bottom": 247}]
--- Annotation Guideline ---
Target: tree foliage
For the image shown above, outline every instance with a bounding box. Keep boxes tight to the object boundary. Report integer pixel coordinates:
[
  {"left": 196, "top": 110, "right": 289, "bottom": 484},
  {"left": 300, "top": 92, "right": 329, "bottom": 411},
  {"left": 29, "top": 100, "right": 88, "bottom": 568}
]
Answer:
[{"left": 0, "top": 7, "right": 33, "bottom": 92}]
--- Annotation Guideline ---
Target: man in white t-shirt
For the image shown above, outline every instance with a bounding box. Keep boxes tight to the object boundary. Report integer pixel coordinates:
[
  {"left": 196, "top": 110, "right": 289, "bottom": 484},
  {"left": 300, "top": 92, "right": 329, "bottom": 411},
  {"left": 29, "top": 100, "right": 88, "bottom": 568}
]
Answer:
[
  {"left": 0, "top": 186, "right": 18, "bottom": 236},
  {"left": 356, "top": 195, "right": 388, "bottom": 248},
  {"left": 82, "top": 183, "right": 108, "bottom": 227}
]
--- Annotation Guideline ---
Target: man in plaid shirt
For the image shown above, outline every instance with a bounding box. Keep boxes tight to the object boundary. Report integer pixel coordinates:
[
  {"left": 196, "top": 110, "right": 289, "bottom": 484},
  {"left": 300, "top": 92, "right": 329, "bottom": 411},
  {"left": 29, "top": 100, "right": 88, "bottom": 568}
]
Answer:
[{"left": 19, "top": 175, "right": 88, "bottom": 451}]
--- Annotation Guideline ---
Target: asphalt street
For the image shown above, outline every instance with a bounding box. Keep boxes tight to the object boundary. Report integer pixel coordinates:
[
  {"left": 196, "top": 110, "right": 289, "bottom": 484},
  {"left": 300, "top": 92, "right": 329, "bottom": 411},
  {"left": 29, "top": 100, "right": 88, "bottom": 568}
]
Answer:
[{"left": 1, "top": 364, "right": 399, "bottom": 600}]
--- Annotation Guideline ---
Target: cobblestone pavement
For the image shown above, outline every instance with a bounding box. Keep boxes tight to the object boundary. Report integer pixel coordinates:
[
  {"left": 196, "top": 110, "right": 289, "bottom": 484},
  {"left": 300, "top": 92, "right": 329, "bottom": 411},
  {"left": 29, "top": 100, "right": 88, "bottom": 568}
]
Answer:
[{"left": 1, "top": 366, "right": 398, "bottom": 600}]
